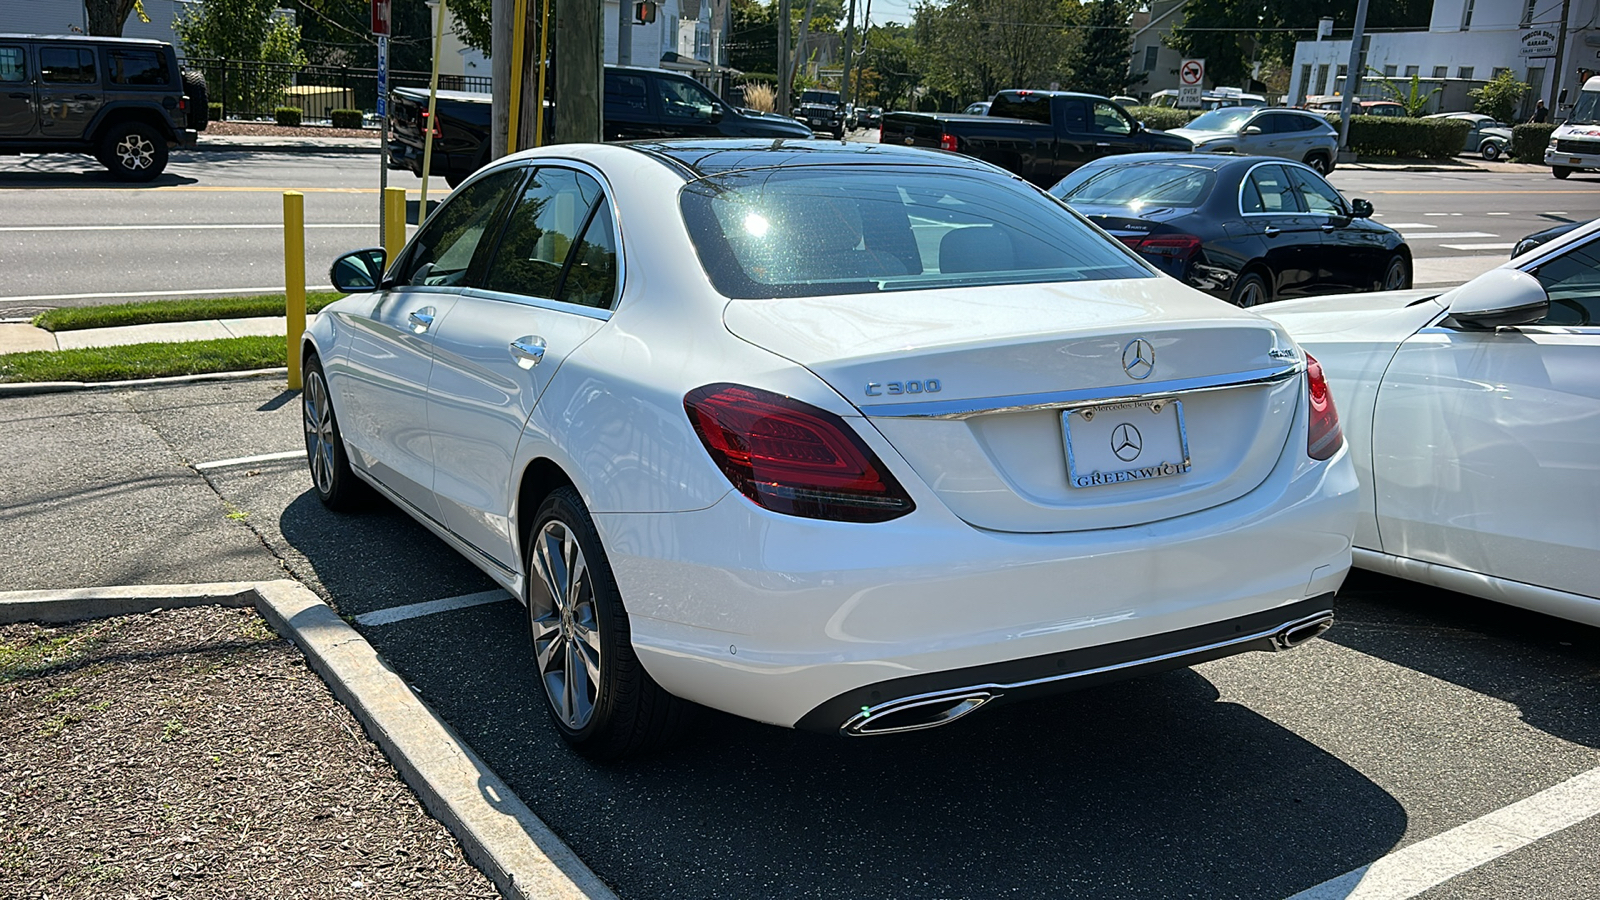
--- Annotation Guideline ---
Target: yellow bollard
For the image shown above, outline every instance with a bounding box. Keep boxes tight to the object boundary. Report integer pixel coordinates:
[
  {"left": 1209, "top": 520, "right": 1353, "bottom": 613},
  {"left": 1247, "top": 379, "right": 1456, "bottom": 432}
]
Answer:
[
  {"left": 383, "top": 186, "right": 407, "bottom": 263},
  {"left": 283, "top": 190, "right": 306, "bottom": 391}
]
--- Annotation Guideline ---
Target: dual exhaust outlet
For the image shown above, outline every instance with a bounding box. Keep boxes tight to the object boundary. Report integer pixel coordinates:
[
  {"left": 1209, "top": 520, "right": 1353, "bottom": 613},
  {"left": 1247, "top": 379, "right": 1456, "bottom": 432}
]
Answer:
[{"left": 839, "top": 610, "right": 1334, "bottom": 737}]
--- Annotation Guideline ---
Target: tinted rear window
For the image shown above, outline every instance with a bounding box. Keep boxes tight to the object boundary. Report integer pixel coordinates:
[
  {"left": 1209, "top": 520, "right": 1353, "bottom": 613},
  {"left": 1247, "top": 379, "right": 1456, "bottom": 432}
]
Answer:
[
  {"left": 1053, "top": 164, "right": 1216, "bottom": 208},
  {"left": 107, "top": 49, "right": 168, "bottom": 85},
  {"left": 679, "top": 165, "right": 1150, "bottom": 299},
  {"left": 989, "top": 93, "right": 1051, "bottom": 123}
]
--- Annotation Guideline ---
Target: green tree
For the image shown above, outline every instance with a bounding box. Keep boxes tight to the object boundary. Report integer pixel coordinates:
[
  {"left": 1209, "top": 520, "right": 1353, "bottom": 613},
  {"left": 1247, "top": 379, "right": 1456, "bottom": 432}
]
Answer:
[
  {"left": 1369, "top": 70, "right": 1441, "bottom": 116},
  {"left": 1470, "top": 70, "right": 1529, "bottom": 123},
  {"left": 912, "top": 0, "right": 1080, "bottom": 106},
  {"left": 450, "top": 0, "right": 492, "bottom": 55},
  {"left": 855, "top": 23, "right": 919, "bottom": 109},
  {"left": 1066, "top": 0, "right": 1136, "bottom": 96},
  {"left": 85, "top": 0, "right": 149, "bottom": 36},
  {"left": 176, "top": 0, "right": 308, "bottom": 112}
]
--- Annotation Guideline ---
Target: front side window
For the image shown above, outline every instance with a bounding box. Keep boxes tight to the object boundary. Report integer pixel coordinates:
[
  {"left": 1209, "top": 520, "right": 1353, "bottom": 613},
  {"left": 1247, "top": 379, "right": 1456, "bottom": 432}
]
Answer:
[
  {"left": 1188, "top": 107, "right": 1255, "bottom": 132},
  {"left": 0, "top": 47, "right": 25, "bottom": 83},
  {"left": 1243, "top": 165, "right": 1304, "bottom": 214},
  {"left": 1288, "top": 167, "right": 1346, "bottom": 216},
  {"left": 656, "top": 75, "right": 718, "bottom": 121},
  {"left": 107, "top": 49, "right": 168, "bottom": 85},
  {"left": 40, "top": 48, "right": 96, "bottom": 84},
  {"left": 680, "top": 165, "right": 1150, "bottom": 299},
  {"left": 1090, "top": 101, "right": 1131, "bottom": 135},
  {"left": 397, "top": 166, "right": 523, "bottom": 287},
  {"left": 1530, "top": 240, "right": 1600, "bottom": 326},
  {"left": 483, "top": 167, "right": 618, "bottom": 309}
]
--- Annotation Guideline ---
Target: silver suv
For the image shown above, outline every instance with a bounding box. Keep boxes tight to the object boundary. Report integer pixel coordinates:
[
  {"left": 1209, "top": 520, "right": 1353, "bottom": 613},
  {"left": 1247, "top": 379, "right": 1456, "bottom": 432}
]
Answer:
[{"left": 1169, "top": 107, "right": 1340, "bottom": 174}]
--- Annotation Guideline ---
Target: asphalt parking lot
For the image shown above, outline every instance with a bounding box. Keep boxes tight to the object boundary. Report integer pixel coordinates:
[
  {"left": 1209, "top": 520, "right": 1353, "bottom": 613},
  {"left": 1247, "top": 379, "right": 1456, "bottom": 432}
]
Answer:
[{"left": 2, "top": 379, "right": 1597, "bottom": 899}]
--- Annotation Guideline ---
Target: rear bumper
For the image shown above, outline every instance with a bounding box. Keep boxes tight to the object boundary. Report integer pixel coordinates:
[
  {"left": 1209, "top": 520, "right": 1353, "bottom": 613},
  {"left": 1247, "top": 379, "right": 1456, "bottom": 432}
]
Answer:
[
  {"left": 174, "top": 127, "right": 197, "bottom": 148},
  {"left": 597, "top": 443, "right": 1358, "bottom": 731}
]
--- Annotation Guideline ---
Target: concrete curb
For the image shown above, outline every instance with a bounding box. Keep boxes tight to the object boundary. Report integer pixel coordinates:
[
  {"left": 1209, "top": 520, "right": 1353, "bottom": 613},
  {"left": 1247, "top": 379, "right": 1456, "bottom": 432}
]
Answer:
[
  {"left": 0, "top": 579, "right": 617, "bottom": 900},
  {"left": 0, "top": 367, "right": 289, "bottom": 397},
  {"left": 193, "top": 140, "right": 380, "bottom": 155}
]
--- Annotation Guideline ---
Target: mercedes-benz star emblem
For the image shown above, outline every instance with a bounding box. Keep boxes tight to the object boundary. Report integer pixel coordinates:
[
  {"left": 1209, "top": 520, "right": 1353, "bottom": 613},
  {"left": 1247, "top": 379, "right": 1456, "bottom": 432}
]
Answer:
[
  {"left": 1111, "top": 423, "right": 1143, "bottom": 462},
  {"left": 1122, "top": 339, "right": 1155, "bottom": 380}
]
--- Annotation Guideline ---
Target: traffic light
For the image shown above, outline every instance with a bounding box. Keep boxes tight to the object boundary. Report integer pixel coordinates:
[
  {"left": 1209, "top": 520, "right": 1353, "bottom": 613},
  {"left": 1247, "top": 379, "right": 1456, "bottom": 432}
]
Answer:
[{"left": 633, "top": 0, "right": 656, "bottom": 24}]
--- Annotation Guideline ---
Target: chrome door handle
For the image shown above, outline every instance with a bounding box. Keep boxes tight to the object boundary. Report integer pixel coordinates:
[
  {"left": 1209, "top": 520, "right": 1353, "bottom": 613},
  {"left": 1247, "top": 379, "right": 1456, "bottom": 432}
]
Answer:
[
  {"left": 407, "top": 308, "right": 435, "bottom": 332},
  {"left": 509, "top": 336, "right": 546, "bottom": 368},
  {"left": 1095, "top": 142, "right": 1111, "bottom": 148},
  {"left": 1263, "top": 226, "right": 1281, "bottom": 237},
  {"left": 1320, "top": 224, "right": 1335, "bottom": 233}
]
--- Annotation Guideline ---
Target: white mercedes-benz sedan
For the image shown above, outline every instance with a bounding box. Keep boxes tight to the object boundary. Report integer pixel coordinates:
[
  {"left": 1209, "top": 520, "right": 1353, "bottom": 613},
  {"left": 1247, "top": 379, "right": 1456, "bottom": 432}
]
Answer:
[
  {"left": 303, "top": 140, "right": 1358, "bottom": 758},
  {"left": 1262, "top": 219, "right": 1600, "bottom": 627}
]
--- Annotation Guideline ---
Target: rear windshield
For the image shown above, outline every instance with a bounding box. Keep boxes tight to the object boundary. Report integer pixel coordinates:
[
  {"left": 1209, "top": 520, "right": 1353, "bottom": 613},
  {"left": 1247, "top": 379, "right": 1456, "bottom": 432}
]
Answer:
[
  {"left": 1188, "top": 107, "right": 1255, "bottom": 132},
  {"left": 800, "top": 91, "right": 839, "bottom": 105},
  {"left": 1053, "top": 164, "right": 1216, "bottom": 208},
  {"left": 679, "top": 165, "right": 1151, "bottom": 299},
  {"left": 989, "top": 93, "right": 1050, "bottom": 123}
]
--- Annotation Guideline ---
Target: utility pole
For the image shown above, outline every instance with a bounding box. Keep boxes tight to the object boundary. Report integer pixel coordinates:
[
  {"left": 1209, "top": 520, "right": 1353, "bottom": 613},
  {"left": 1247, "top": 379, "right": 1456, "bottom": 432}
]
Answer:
[
  {"left": 840, "top": 0, "right": 857, "bottom": 106},
  {"left": 491, "top": 0, "right": 511, "bottom": 159},
  {"left": 777, "top": 0, "right": 791, "bottom": 115},
  {"left": 553, "top": 0, "right": 602, "bottom": 142},
  {"left": 790, "top": 0, "right": 817, "bottom": 89},
  {"left": 617, "top": 0, "right": 632, "bottom": 67},
  {"left": 518, "top": 0, "right": 542, "bottom": 148},
  {"left": 1550, "top": 0, "right": 1573, "bottom": 114},
  {"left": 1335, "top": 0, "right": 1369, "bottom": 160}
]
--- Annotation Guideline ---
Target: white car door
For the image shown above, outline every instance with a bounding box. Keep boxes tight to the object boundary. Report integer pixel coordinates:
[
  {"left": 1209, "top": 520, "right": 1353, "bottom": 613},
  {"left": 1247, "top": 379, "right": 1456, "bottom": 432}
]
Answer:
[
  {"left": 1371, "top": 239, "right": 1600, "bottom": 599},
  {"left": 426, "top": 164, "right": 619, "bottom": 570},
  {"left": 332, "top": 165, "right": 524, "bottom": 520}
]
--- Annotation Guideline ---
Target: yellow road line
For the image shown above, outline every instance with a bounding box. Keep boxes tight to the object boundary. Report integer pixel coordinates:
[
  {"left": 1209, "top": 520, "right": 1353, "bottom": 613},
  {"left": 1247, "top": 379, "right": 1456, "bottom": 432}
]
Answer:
[
  {"left": 1369, "top": 189, "right": 1595, "bottom": 194},
  {"left": 0, "top": 186, "right": 438, "bottom": 194}
]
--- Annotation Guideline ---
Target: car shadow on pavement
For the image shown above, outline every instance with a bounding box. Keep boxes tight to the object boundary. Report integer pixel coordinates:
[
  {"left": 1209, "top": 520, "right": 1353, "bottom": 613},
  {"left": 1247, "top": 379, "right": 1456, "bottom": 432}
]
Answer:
[
  {"left": 0, "top": 155, "right": 199, "bottom": 188},
  {"left": 1326, "top": 570, "right": 1600, "bottom": 750}
]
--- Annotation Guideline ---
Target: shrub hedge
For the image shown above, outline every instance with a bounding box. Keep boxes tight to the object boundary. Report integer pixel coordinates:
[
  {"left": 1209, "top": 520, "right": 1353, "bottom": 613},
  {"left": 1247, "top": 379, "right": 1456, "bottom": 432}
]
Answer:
[
  {"left": 1512, "top": 123, "right": 1557, "bottom": 162},
  {"left": 1342, "top": 115, "right": 1471, "bottom": 158},
  {"left": 330, "top": 108, "right": 364, "bottom": 129},
  {"left": 1124, "top": 106, "right": 1200, "bottom": 131},
  {"left": 274, "top": 106, "right": 303, "bottom": 127}
]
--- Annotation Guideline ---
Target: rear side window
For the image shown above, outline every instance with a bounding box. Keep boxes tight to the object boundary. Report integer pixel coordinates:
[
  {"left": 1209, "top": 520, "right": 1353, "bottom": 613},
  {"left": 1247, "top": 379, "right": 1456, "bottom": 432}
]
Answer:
[
  {"left": 605, "top": 72, "right": 648, "bottom": 113},
  {"left": 680, "top": 165, "right": 1150, "bottom": 299},
  {"left": 0, "top": 47, "right": 24, "bottom": 83},
  {"left": 40, "top": 47, "right": 96, "bottom": 84},
  {"left": 989, "top": 93, "right": 1052, "bottom": 124},
  {"left": 1243, "top": 165, "right": 1304, "bottom": 214},
  {"left": 483, "top": 167, "right": 619, "bottom": 309},
  {"left": 107, "top": 49, "right": 168, "bottom": 85}
]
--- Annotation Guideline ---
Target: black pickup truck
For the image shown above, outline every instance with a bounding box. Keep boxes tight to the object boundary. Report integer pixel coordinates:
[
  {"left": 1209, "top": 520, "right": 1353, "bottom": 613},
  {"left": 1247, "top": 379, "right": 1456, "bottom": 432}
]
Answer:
[
  {"left": 880, "top": 90, "right": 1192, "bottom": 187},
  {"left": 389, "top": 66, "right": 811, "bottom": 185}
]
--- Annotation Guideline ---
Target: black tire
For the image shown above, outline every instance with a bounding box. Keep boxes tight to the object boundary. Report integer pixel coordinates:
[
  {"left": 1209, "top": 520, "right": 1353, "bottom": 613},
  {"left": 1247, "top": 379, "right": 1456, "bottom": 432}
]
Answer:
[
  {"left": 1380, "top": 253, "right": 1411, "bottom": 291},
  {"left": 1554, "top": 166, "right": 1574, "bottom": 179},
  {"left": 1229, "top": 270, "right": 1271, "bottom": 308},
  {"left": 302, "top": 355, "right": 369, "bottom": 510},
  {"left": 1303, "top": 152, "right": 1331, "bottom": 175},
  {"left": 1480, "top": 141, "right": 1501, "bottom": 162},
  {"left": 525, "top": 487, "right": 692, "bottom": 760},
  {"left": 181, "top": 69, "right": 209, "bottom": 131},
  {"left": 98, "top": 121, "right": 168, "bottom": 181}
]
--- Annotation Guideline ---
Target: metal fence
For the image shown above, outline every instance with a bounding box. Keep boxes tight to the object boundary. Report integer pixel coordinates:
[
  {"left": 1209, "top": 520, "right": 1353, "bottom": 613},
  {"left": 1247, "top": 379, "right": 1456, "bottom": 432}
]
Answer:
[{"left": 182, "top": 57, "right": 490, "bottom": 122}]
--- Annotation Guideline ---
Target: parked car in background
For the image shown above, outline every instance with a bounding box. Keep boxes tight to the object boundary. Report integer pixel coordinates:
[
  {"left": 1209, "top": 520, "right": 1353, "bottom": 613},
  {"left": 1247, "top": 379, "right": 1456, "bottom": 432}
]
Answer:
[
  {"left": 961, "top": 101, "right": 991, "bottom": 116},
  {"left": 1168, "top": 107, "right": 1340, "bottom": 173},
  {"left": 1052, "top": 153, "right": 1410, "bottom": 307},
  {"left": 389, "top": 66, "right": 810, "bottom": 186},
  {"left": 1110, "top": 95, "right": 1141, "bottom": 108},
  {"left": 881, "top": 90, "right": 1191, "bottom": 186},
  {"left": 1262, "top": 220, "right": 1600, "bottom": 626},
  {"left": 1546, "top": 74, "right": 1600, "bottom": 178},
  {"left": 1423, "top": 112, "right": 1511, "bottom": 160},
  {"left": 796, "top": 88, "right": 845, "bottom": 138},
  {"left": 1303, "top": 97, "right": 1407, "bottom": 118},
  {"left": 856, "top": 105, "right": 882, "bottom": 128},
  {"left": 1150, "top": 88, "right": 1267, "bottom": 109},
  {"left": 311, "top": 139, "right": 1357, "bottom": 758},
  {"left": 0, "top": 33, "right": 201, "bottom": 180}
]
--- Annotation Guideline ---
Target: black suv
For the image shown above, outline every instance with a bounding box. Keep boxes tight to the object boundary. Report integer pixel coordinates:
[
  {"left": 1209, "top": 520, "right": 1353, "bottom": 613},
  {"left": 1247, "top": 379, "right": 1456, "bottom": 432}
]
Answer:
[
  {"left": 795, "top": 89, "right": 844, "bottom": 138},
  {"left": 0, "top": 34, "right": 203, "bottom": 181}
]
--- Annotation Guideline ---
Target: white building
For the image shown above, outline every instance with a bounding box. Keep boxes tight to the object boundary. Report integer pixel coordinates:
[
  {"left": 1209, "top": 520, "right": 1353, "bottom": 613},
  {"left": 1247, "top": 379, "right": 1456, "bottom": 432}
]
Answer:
[
  {"left": 1289, "top": 0, "right": 1596, "bottom": 118},
  {"left": 5, "top": 0, "right": 191, "bottom": 46}
]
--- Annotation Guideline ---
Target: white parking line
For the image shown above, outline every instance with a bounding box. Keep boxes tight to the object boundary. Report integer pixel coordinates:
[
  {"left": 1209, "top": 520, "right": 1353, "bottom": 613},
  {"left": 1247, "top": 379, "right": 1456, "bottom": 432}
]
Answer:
[
  {"left": 0, "top": 224, "right": 372, "bottom": 232},
  {"left": 353, "top": 589, "right": 515, "bottom": 626},
  {"left": 1285, "top": 765, "right": 1600, "bottom": 900},
  {"left": 1440, "top": 242, "right": 1517, "bottom": 250},
  {"left": 1383, "top": 223, "right": 1435, "bottom": 229},
  {"left": 1486, "top": 211, "right": 1511, "bottom": 216},
  {"left": 1424, "top": 212, "right": 1451, "bottom": 216},
  {"left": 1399, "top": 231, "right": 1498, "bottom": 240},
  {"left": 0, "top": 286, "right": 336, "bottom": 303},
  {"left": 193, "top": 450, "right": 303, "bottom": 471}
]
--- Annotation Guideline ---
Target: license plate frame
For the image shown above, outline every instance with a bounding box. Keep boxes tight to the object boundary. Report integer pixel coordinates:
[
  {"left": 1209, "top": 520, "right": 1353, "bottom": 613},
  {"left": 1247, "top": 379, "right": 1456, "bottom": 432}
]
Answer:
[
  {"left": 1571, "top": 157, "right": 1584, "bottom": 164},
  {"left": 1062, "top": 397, "right": 1192, "bottom": 489}
]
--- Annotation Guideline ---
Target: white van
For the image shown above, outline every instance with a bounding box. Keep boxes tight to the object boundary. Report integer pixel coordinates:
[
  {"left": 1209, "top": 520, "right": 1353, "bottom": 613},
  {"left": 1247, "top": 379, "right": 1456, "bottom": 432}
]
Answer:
[{"left": 1545, "top": 76, "right": 1600, "bottom": 178}]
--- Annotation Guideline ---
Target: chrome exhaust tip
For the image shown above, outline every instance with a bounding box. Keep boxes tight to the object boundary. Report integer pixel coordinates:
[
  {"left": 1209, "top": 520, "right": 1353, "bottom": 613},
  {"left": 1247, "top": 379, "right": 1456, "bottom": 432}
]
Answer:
[
  {"left": 1271, "top": 611, "right": 1334, "bottom": 651},
  {"left": 840, "top": 691, "right": 996, "bottom": 737}
]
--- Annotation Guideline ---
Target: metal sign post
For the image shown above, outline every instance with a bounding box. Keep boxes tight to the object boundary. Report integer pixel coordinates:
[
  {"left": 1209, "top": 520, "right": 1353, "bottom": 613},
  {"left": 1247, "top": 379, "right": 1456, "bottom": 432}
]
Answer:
[
  {"left": 1178, "top": 58, "right": 1204, "bottom": 109},
  {"left": 373, "top": 0, "right": 392, "bottom": 244}
]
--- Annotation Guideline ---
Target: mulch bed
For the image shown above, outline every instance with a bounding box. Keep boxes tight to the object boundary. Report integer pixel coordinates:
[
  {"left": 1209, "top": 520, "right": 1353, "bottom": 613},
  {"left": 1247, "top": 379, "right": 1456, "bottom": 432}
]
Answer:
[
  {"left": 0, "top": 605, "right": 499, "bottom": 898},
  {"left": 204, "top": 122, "right": 378, "bottom": 140}
]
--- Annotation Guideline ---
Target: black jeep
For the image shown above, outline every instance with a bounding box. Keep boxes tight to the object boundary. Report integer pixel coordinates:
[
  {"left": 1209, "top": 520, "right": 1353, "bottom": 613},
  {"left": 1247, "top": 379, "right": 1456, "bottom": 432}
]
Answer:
[
  {"left": 795, "top": 89, "right": 844, "bottom": 139},
  {"left": 0, "top": 34, "right": 204, "bottom": 181}
]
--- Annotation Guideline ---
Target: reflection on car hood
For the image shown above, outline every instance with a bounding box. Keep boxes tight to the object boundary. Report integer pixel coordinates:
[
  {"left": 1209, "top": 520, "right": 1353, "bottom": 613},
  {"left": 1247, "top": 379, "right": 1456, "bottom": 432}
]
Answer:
[
  {"left": 1258, "top": 289, "right": 1447, "bottom": 344},
  {"left": 1167, "top": 128, "right": 1237, "bottom": 143}
]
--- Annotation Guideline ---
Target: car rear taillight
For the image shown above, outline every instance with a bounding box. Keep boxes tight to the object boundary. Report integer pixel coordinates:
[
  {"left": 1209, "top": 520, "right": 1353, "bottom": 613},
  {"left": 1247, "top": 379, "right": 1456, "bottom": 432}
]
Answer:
[
  {"left": 685, "top": 384, "right": 915, "bottom": 523},
  {"left": 878, "top": 122, "right": 884, "bottom": 144},
  {"left": 939, "top": 132, "right": 959, "bottom": 152},
  {"left": 1305, "top": 354, "right": 1343, "bottom": 460},
  {"left": 419, "top": 110, "right": 441, "bottom": 139},
  {"left": 1119, "top": 233, "right": 1202, "bottom": 258}
]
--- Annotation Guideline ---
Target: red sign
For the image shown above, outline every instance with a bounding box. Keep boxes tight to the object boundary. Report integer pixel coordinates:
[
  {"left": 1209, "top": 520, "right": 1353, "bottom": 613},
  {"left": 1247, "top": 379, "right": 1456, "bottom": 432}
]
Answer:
[
  {"left": 371, "top": 0, "right": 391, "bottom": 36},
  {"left": 1179, "top": 59, "right": 1205, "bottom": 87}
]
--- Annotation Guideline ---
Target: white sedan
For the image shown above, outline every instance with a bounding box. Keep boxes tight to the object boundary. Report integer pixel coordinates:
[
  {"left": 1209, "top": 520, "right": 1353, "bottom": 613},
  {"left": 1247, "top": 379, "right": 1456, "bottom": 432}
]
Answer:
[
  {"left": 1263, "top": 222, "right": 1600, "bottom": 626},
  {"left": 303, "top": 140, "right": 1358, "bottom": 758}
]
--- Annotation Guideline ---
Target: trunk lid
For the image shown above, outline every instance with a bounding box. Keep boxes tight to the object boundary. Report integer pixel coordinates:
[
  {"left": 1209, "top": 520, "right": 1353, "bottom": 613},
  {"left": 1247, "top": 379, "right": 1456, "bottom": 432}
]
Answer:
[{"left": 725, "top": 281, "right": 1304, "bottom": 533}]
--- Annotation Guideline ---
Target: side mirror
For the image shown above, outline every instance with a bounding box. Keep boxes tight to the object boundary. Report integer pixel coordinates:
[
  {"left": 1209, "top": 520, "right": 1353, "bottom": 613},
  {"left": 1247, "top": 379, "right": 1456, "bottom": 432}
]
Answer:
[
  {"left": 1350, "top": 198, "right": 1374, "bottom": 218},
  {"left": 709, "top": 102, "right": 724, "bottom": 124},
  {"left": 331, "top": 247, "right": 387, "bottom": 293},
  {"left": 1242, "top": 124, "right": 1263, "bottom": 135},
  {"left": 1445, "top": 268, "right": 1549, "bottom": 329}
]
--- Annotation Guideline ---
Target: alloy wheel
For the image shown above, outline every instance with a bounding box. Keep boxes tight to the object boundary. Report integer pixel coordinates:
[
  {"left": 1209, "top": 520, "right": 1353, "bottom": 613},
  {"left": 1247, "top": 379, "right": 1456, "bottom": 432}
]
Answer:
[
  {"left": 1384, "top": 260, "right": 1409, "bottom": 291},
  {"left": 302, "top": 370, "right": 337, "bottom": 494},
  {"left": 529, "top": 520, "right": 602, "bottom": 730},
  {"left": 1237, "top": 280, "right": 1266, "bottom": 307},
  {"left": 116, "top": 133, "right": 154, "bottom": 171}
]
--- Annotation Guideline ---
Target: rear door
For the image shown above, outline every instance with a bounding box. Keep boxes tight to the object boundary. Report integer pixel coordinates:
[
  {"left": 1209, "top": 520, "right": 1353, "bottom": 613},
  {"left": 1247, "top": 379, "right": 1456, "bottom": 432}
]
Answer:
[
  {"left": 36, "top": 44, "right": 102, "bottom": 143},
  {"left": 1239, "top": 163, "right": 1322, "bottom": 297},
  {"left": 427, "top": 164, "right": 618, "bottom": 569},
  {"left": 0, "top": 43, "right": 35, "bottom": 138},
  {"left": 603, "top": 70, "right": 657, "bottom": 141}
]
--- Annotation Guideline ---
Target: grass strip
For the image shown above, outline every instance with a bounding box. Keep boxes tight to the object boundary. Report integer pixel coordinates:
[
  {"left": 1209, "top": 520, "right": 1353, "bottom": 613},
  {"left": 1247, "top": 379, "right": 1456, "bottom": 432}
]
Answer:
[
  {"left": 0, "top": 335, "right": 284, "bottom": 384},
  {"left": 32, "top": 292, "right": 343, "bottom": 332}
]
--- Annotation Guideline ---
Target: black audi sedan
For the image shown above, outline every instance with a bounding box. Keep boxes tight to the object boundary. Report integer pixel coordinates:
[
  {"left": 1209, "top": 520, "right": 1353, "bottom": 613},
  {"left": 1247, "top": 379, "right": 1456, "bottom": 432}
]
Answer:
[{"left": 1050, "top": 153, "right": 1409, "bottom": 306}]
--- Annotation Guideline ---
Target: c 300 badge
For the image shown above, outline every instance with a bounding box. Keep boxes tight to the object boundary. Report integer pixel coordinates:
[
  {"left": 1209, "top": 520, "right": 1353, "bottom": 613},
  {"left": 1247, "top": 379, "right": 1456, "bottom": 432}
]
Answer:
[{"left": 866, "top": 379, "right": 941, "bottom": 396}]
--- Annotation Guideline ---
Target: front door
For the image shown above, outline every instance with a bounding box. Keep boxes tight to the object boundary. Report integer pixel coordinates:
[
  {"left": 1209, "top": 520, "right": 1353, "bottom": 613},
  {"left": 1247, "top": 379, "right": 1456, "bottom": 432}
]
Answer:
[
  {"left": 0, "top": 45, "right": 34, "bottom": 138},
  {"left": 1287, "top": 165, "right": 1388, "bottom": 292},
  {"left": 36, "top": 45, "right": 102, "bottom": 143},
  {"left": 1239, "top": 163, "right": 1323, "bottom": 298},
  {"left": 1372, "top": 238, "right": 1600, "bottom": 600},
  {"left": 428, "top": 165, "right": 618, "bottom": 569}
]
